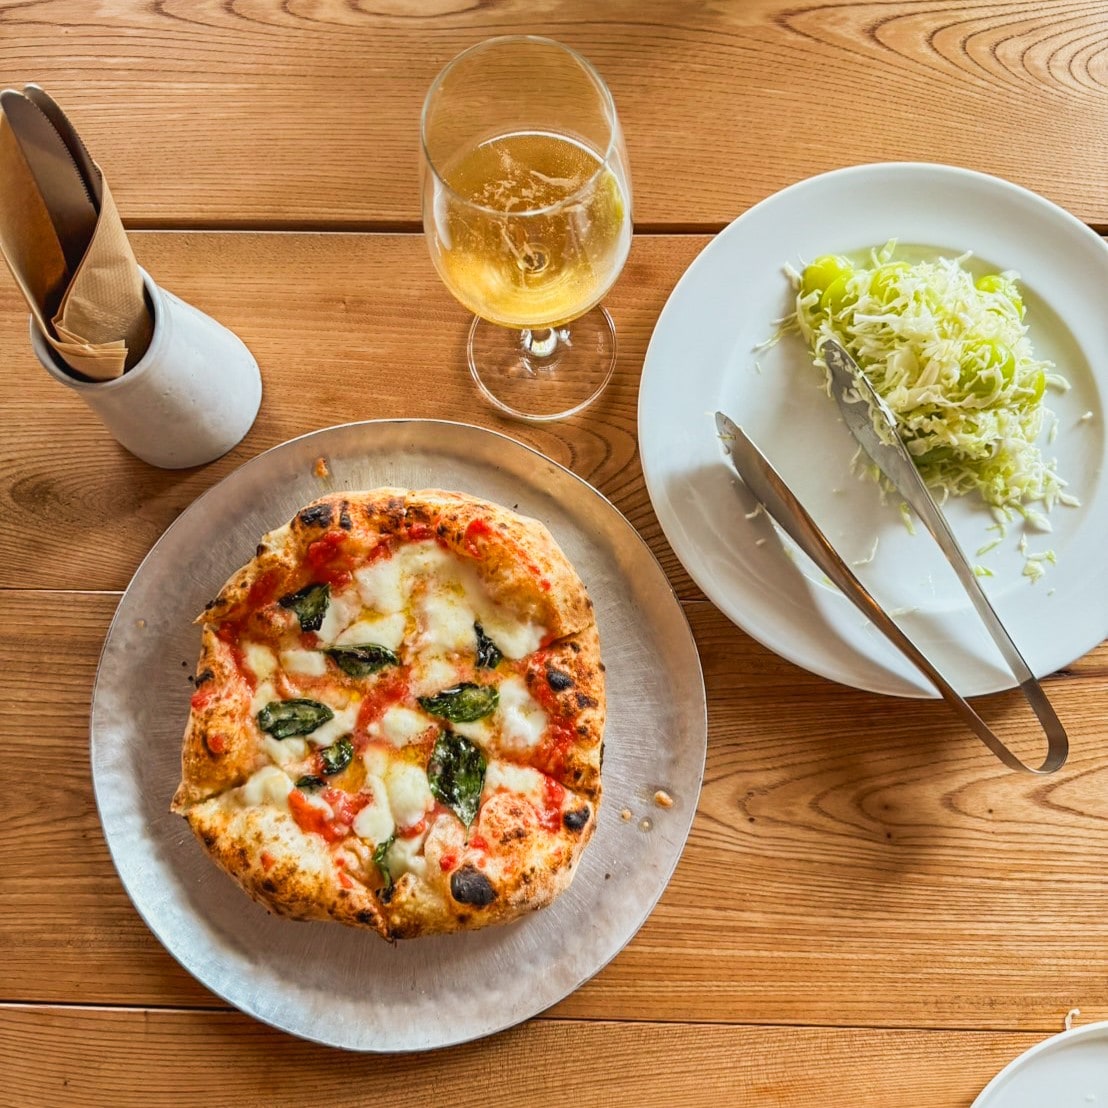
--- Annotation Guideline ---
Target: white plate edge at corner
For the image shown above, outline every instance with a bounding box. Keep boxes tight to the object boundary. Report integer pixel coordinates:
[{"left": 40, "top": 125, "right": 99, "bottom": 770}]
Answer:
[{"left": 973, "top": 1020, "right": 1108, "bottom": 1106}]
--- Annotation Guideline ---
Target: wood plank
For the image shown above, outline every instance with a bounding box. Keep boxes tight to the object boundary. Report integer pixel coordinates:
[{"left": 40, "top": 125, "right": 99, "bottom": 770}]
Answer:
[
  {"left": 0, "top": 1005, "right": 1045, "bottom": 1108},
  {"left": 4, "top": 589, "right": 1108, "bottom": 1031},
  {"left": 0, "top": 230, "right": 703, "bottom": 597},
  {"left": 0, "top": 1, "right": 1104, "bottom": 229}
]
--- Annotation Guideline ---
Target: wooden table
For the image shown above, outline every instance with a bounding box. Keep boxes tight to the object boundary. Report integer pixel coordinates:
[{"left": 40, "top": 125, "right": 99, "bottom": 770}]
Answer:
[{"left": 2, "top": 3, "right": 1107, "bottom": 1104}]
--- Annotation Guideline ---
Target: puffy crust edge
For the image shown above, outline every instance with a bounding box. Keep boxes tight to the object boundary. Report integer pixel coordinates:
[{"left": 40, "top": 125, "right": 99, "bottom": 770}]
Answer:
[
  {"left": 199, "top": 489, "right": 595, "bottom": 642},
  {"left": 380, "top": 792, "right": 598, "bottom": 939},
  {"left": 528, "top": 624, "right": 606, "bottom": 798},
  {"left": 185, "top": 800, "right": 390, "bottom": 937},
  {"left": 172, "top": 627, "right": 264, "bottom": 812}
]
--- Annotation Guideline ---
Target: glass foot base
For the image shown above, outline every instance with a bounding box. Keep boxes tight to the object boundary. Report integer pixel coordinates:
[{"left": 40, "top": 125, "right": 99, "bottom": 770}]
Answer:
[{"left": 467, "top": 306, "right": 617, "bottom": 422}]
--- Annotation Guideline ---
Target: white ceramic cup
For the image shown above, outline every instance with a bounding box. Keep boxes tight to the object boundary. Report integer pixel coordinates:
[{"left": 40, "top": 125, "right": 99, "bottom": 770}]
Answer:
[{"left": 30, "top": 269, "right": 262, "bottom": 468}]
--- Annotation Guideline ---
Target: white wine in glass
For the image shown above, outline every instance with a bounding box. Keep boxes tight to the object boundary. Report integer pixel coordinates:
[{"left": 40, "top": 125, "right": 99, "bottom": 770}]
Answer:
[{"left": 421, "top": 37, "right": 632, "bottom": 421}]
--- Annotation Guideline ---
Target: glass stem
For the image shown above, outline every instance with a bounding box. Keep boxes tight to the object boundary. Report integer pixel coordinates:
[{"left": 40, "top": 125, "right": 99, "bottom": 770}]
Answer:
[{"left": 521, "top": 328, "right": 559, "bottom": 358}]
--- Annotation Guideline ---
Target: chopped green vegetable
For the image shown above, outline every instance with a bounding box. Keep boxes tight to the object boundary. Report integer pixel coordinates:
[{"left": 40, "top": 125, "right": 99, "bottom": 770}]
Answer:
[
  {"left": 324, "top": 643, "right": 399, "bottom": 677},
  {"left": 373, "top": 834, "right": 396, "bottom": 892},
  {"left": 793, "top": 243, "right": 1072, "bottom": 516},
  {"left": 474, "top": 622, "right": 503, "bottom": 669},
  {"left": 296, "top": 775, "right": 326, "bottom": 791},
  {"left": 278, "top": 583, "right": 330, "bottom": 632},
  {"left": 418, "top": 683, "right": 499, "bottom": 723},
  {"left": 256, "top": 698, "right": 334, "bottom": 740},
  {"left": 427, "top": 732, "right": 486, "bottom": 827},
  {"left": 319, "top": 736, "right": 354, "bottom": 776}
]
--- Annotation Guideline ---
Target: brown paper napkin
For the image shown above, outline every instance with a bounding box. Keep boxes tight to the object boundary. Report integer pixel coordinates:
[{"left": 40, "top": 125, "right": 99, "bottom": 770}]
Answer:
[{"left": 0, "top": 86, "right": 152, "bottom": 380}]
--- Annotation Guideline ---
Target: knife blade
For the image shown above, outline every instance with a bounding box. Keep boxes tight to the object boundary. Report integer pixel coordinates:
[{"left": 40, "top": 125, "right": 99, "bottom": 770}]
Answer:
[{"left": 714, "top": 409, "right": 1066, "bottom": 773}]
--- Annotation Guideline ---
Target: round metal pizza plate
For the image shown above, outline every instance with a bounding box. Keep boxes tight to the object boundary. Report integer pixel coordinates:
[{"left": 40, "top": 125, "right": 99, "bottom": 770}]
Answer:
[{"left": 91, "top": 420, "right": 707, "bottom": 1052}]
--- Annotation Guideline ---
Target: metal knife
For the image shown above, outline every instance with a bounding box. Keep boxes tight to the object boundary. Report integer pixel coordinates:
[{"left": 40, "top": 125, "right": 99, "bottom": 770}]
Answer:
[{"left": 714, "top": 409, "right": 1066, "bottom": 774}]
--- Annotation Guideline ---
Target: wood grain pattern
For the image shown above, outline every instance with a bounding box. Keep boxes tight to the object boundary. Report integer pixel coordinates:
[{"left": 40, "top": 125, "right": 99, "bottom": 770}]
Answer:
[
  {"left": 0, "top": 1, "right": 1104, "bottom": 230},
  {"left": 4, "top": 590, "right": 1107, "bottom": 1033},
  {"left": 0, "top": 1005, "right": 1046, "bottom": 1108},
  {"left": 0, "top": 230, "right": 702, "bottom": 596},
  {"left": 3, "top": 3, "right": 1106, "bottom": 1095}
]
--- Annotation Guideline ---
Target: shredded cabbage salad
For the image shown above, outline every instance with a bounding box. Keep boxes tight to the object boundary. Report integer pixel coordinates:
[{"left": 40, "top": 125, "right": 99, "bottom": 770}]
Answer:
[{"left": 789, "top": 243, "right": 1072, "bottom": 521}]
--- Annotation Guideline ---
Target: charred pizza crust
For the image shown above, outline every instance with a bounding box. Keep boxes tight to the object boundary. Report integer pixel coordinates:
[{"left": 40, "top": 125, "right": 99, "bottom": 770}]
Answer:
[{"left": 172, "top": 488, "right": 604, "bottom": 939}]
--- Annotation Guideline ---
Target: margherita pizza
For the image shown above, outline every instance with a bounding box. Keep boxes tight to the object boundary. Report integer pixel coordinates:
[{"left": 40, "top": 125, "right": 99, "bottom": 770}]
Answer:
[{"left": 171, "top": 489, "right": 604, "bottom": 939}]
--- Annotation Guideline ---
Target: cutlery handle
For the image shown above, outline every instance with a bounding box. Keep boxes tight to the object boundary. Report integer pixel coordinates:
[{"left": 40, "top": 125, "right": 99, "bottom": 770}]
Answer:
[{"left": 719, "top": 417, "right": 1068, "bottom": 774}]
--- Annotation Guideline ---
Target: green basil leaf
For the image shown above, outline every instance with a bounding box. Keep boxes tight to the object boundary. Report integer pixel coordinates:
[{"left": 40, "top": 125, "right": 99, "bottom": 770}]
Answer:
[
  {"left": 278, "top": 583, "right": 330, "bottom": 632},
  {"left": 256, "top": 698, "right": 334, "bottom": 740},
  {"left": 474, "top": 622, "right": 502, "bottom": 669},
  {"left": 319, "top": 735, "right": 354, "bottom": 776},
  {"left": 373, "top": 833, "right": 396, "bottom": 892},
  {"left": 427, "top": 732, "right": 486, "bottom": 827},
  {"left": 418, "top": 683, "right": 499, "bottom": 723},
  {"left": 295, "top": 775, "right": 326, "bottom": 791},
  {"left": 324, "top": 643, "right": 399, "bottom": 677}
]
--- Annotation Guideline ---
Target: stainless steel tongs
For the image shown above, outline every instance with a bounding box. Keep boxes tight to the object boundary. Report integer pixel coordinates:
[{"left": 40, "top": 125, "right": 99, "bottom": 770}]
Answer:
[{"left": 716, "top": 345, "right": 1069, "bottom": 773}]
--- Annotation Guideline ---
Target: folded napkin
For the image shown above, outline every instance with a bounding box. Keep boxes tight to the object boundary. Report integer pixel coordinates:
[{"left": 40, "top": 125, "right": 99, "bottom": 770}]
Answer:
[{"left": 0, "top": 85, "right": 152, "bottom": 380}]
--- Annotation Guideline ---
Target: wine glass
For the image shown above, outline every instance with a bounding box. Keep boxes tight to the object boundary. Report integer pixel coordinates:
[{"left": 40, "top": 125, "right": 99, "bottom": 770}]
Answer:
[{"left": 420, "top": 36, "right": 632, "bottom": 421}]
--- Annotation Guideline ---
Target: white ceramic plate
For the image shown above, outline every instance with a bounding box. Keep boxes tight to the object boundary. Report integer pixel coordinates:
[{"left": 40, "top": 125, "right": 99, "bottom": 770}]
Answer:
[
  {"left": 974, "top": 1021, "right": 1108, "bottom": 1106},
  {"left": 639, "top": 162, "right": 1108, "bottom": 698},
  {"left": 91, "top": 420, "right": 706, "bottom": 1051}
]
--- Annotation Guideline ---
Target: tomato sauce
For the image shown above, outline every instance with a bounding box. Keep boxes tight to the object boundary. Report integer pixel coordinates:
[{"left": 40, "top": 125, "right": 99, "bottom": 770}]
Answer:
[
  {"left": 306, "top": 531, "right": 357, "bottom": 588},
  {"left": 306, "top": 530, "right": 346, "bottom": 567},
  {"left": 190, "top": 685, "right": 216, "bottom": 712},
  {"left": 288, "top": 787, "right": 370, "bottom": 844},
  {"left": 538, "top": 777, "right": 566, "bottom": 831},
  {"left": 533, "top": 718, "right": 577, "bottom": 778},
  {"left": 214, "top": 621, "right": 254, "bottom": 691},
  {"left": 354, "top": 672, "right": 411, "bottom": 737},
  {"left": 462, "top": 517, "right": 493, "bottom": 557},
  {"left": 246, "top": 568, "right": 283, "bottom": 609},
  {"left": 405, "top": 522, "right": 435, "bottom": 542}
]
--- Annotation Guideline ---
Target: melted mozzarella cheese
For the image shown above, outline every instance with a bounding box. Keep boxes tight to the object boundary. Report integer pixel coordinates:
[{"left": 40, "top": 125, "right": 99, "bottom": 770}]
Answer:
[
  {"left": 243, "top": 641, "right": 278, "bottom": 681},
  {"left": 250, "top": 680, "right": 277, "bottom": 716},
  {"left": 483, "top": 760, "right": 549, "bottom": 806},
  {"left": 353, "top": 540, "right": 550, "bottom": 670},
  {"left": 409, "top": 654, "right": 459, "bottom": 699},
  {"left": 401, "top": 541, "right": 456, "bottom": 580},
  {"left": 416, "top": 587, "right": 477, "bottom": 654},
  {"left": 263, "top": 735, "right": 308, "bottom": 768},
  {"left": 361, "top": 744, "right": 390, "bottom": 779},
  {"left": 352, "top": 774, "right": 395, "bottom": 844},
  {"left": 242, "top": 765, "right": 294, "bottom": 811},
  {"left": 496, "top": 675, "right": 548, "bottom": 752},
  {"left": 280, "top": 648, "right": 327, "bottom": 677},
  {"left": 385, "top": 829, "right": 428, "bottom": 880},
  {"left": 316, "top": 588, "right": 363, "bottom": 645},
  {"left": 335, "top": 612, "right": 407, "bottom": 651},
  {"left": 306, "top": 702, "right": 359, "bottom": 748},
  {"left": 354, "top": 555, "right": 405, "bottom": 614},
  {"left": 450, "top": 716, "right": 494, "bottom": 745},
  {"left": 385, "top": 761, "right": 435, "bottom": 828},
  {"left": 370, "top": 706, "right": 434, "bottom": 748},
  {"left": 473, "top": 611, "right": 544, "bottom": 661}
]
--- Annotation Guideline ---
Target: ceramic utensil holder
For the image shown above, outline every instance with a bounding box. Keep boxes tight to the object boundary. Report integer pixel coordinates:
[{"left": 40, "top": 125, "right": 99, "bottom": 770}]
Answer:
[{"left": 30, "top": 269, "right": 262, "bottom": 468}]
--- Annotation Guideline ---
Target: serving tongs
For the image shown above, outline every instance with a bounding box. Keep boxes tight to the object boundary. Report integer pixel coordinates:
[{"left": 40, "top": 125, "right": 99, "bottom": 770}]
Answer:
[{"left": 715, "top": 340, "right": 1068, "bottom": 773}]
